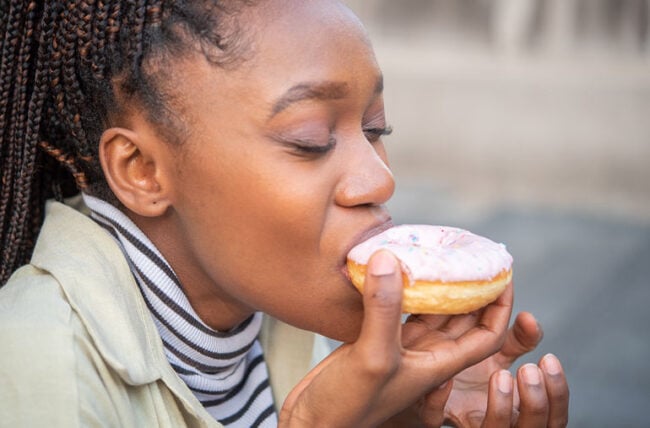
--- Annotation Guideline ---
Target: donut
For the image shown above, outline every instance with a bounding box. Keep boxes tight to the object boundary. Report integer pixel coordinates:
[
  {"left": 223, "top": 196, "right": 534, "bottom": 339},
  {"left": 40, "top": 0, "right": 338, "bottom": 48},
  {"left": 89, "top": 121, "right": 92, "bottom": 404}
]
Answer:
[{"left": 346, "top": 225, "right": 513, "bottom": 314}]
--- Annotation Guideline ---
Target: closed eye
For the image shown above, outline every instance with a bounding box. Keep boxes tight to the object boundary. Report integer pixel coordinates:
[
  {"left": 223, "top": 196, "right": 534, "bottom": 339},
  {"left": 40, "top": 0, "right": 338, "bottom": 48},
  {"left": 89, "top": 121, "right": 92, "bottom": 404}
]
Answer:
[
  {"left": 288, "top": 135, "right": 337, "bottom": 156},
  {"left": 363, "top": 125, "right": 393, "bottom": 142}
]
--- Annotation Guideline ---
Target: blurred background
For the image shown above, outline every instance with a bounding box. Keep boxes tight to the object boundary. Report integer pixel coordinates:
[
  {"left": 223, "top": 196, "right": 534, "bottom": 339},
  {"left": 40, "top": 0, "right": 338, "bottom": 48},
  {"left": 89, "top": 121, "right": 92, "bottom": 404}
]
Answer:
[{"left": 344, "top": 1, "right": 650, "bottom": 426}]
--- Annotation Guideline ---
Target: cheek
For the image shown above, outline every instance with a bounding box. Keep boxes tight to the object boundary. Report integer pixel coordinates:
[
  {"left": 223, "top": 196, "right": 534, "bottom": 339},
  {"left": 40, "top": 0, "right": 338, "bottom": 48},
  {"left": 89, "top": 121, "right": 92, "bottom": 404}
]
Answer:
[
  {"left": 178, "top": 146, "right": 337, "bottom": 289},
  {"left": 172, "top": 141, "right": 365, "bottom": 340}
]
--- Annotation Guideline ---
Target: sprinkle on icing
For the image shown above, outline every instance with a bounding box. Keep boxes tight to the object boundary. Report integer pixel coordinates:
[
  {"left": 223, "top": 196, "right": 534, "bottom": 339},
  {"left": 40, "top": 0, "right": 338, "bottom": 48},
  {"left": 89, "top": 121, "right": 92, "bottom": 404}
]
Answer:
[{"left": 348, "top": 225, "right": 513, "bottom": 283}]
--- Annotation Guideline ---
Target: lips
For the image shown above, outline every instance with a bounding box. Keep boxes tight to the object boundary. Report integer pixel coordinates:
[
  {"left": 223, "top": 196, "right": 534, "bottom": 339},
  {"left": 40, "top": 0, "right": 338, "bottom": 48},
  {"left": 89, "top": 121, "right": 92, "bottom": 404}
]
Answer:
[
  {"left": 340, "top": 216, "right": 394, "bottom": 280},
  {"left": 349, "top": 219, "right": 395, "bottom": 253}
]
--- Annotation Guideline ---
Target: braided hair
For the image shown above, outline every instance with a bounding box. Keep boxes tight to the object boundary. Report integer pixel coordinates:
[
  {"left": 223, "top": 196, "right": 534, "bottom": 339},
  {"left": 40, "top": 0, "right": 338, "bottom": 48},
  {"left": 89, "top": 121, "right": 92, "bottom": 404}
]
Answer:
[{"left": 0, "top": 0, "right": 253, "bottom": 285}]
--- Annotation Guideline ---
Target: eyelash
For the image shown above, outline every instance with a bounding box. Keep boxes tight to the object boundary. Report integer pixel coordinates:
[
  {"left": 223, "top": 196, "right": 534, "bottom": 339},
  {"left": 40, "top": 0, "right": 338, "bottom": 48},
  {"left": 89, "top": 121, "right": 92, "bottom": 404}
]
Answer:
[
  {"left": 291, "top": 125, "right": 393, "bottom": 156},
  {"left": 363, "top": 125, "right": 393, "bottom": 142},
  {"left": 292, "top": 136, "right": 337, "bottom": 154}
]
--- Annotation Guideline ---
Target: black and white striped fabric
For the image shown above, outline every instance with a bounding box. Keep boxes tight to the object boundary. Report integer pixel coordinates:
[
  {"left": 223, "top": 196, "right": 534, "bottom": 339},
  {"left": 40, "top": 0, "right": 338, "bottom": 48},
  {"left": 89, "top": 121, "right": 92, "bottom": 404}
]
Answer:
[{"left": 83, "top": 194, "right": 277, "bottom": 427}]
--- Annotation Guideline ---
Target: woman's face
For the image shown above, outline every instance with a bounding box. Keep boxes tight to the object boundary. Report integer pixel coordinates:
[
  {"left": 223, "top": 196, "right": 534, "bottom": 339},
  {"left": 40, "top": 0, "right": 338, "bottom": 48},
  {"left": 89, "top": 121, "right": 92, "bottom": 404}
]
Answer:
[{"left": 154, "top": 0, "right": 394, "bottom": 341}]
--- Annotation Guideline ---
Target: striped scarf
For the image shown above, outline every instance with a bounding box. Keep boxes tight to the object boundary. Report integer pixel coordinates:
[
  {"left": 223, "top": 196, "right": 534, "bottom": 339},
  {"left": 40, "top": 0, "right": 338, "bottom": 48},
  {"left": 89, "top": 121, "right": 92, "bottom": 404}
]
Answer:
[{"left": 83, "top": 194, "right": 277, "bottom": 427}]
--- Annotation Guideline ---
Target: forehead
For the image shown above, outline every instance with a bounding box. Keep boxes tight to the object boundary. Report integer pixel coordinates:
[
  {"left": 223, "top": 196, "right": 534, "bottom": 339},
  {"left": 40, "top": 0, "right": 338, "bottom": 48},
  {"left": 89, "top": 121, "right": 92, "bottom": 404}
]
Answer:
[
  {"left": 244, "top": 0, "right": 372, "bottom": 52},
  {"left": 160, "top": 0, "right": 380, "bottom": 128},
  {"left": 238, "top": 0, "right": 380, "bottom": 93}
]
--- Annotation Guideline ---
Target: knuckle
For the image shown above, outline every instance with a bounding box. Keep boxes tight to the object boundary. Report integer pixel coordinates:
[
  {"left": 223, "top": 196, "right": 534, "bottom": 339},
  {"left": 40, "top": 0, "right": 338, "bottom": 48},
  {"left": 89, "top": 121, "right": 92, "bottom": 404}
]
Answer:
[
  {"left": 550, "top": 415, "right": 569, "bottom": 428},
  {"left": 466, "top": 410, "right": 485, "bottom": 425},
  {"left": 552, "top": 387, "right": 570, "bottom": 405},
  {"left": 477, "top": 322, "right": 508, "bottom": 355},
  {"left": 368, "top": 287, "right": 401, "bottom": 310},
  {"left": 358, "top": 349, "right": 399, "bottom": 378},
  {"left": 525, "top": 401, "right": 549, "bottom": 417},
  {"left": 495, "top": 324, "right": 509, "bottom": 348},
  {"left": 492, "top": 406, "right": 512, "bottom": 422}
]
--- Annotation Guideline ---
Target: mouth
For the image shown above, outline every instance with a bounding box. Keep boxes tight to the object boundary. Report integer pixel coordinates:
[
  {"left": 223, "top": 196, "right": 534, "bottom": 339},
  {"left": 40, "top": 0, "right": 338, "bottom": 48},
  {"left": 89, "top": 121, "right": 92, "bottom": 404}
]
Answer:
[{"left": 340, "top": 216, "right": 394, "bottom": 280}]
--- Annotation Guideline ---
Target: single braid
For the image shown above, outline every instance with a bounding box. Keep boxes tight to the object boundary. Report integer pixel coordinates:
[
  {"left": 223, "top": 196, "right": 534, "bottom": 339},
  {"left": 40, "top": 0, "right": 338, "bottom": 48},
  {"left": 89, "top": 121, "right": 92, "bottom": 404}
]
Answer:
[
  {"left": 24, "top": 3, "right": 57, "bottom": 242},
  {"left": 0, "top": 3, "right": 23, "bottom": 200},
  {"left": 92, "top": 0, "right": 110, "bottom": 79},
  {"left": 4, "top": 1, "right": 42, "bottom": 273}
]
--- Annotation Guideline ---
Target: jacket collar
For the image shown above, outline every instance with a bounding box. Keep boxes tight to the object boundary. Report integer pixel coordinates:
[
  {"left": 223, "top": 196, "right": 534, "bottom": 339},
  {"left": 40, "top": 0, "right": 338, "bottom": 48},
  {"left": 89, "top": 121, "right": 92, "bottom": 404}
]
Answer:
[{"left": 30, "top": 200, "right": 217, "bottom": 425}]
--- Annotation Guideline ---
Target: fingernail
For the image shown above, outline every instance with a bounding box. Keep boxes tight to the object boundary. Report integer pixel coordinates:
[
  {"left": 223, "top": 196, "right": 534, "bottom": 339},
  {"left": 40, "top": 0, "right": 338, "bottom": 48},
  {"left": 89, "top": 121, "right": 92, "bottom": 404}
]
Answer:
[
  {"left": 497, "top": 370, "right": 512, "bottom": 394},
  {"left": 522, "top": 364, "right": 541, "bottom": 386},
  {"left": 369, "top": 251, "right": 397, "bottom": 277},
  {"left": 437, "top": 381, "right": 449, "bottom": 390},
  {"left": 542, "top": 353, "right": 562, "bottom": 376}
]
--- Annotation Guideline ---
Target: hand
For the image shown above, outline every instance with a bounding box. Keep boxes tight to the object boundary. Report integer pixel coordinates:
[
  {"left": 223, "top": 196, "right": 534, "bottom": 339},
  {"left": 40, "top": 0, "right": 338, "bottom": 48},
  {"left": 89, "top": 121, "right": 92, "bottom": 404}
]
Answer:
[
  {"left": 279, "top": 250, "right": 513, "bottom": 427},
  {"left": 442, "top": 312, "right": 570, "bottom": 427}
]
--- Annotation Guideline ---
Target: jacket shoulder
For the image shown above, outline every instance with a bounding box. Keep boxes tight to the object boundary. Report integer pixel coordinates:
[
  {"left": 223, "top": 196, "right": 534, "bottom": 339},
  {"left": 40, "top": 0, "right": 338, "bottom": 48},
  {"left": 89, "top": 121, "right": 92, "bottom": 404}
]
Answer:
[
  {"left": 0, "top": 264, "right": 73, "bottom": 327},
  {"left": 0, "top": 265, "right": 82, "bottom": 426}
]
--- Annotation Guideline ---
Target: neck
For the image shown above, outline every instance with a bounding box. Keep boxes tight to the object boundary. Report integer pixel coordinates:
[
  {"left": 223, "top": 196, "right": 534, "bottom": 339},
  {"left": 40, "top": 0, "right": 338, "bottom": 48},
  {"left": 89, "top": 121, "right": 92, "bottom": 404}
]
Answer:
[{"left": 126, "top": 208, "right": 255, "bottom": 332}]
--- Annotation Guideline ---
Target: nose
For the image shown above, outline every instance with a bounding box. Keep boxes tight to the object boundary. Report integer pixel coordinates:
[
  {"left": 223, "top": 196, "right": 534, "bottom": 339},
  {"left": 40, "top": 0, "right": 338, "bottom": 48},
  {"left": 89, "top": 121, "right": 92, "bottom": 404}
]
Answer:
[{"left": 335, "top": 140, "right": 395, "bottom": 207}]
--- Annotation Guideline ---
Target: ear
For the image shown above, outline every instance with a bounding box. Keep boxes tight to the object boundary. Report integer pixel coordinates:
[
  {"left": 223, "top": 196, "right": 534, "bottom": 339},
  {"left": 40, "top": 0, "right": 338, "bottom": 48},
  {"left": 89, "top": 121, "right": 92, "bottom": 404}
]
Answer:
[{"left": 99, "top": 127, "right": 172, "bottom": 217}]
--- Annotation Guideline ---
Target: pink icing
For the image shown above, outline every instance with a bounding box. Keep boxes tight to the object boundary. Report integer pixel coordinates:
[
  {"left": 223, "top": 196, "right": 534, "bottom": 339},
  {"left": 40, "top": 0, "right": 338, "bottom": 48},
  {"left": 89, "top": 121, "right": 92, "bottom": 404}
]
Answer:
[{"left": 348, "top": 225, "right": 513, "bottom": 283}]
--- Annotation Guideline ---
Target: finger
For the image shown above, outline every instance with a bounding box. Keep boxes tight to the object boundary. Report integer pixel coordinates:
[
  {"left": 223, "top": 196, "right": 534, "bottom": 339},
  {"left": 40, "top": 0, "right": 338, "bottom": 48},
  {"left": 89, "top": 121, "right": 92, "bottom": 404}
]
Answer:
[
  {"left": 402, "top": 314, "right": 453, "bottom": 346},
  {"left": 498, "top": 312, "right": 543, "bottom": 365},
  {"left": 407, "top": 312, "right": 477, "bottom": 340},
  {"left": 448, "top": 282, "right": 514, "bottom": 371},
  {"left": 402, "top": 314, "right": 449, "bottom": 348},
  {"left": 410, "top": 313, "right": 482, "bottom": 352},
  {"left": 411, "top": 283, "right": 513, "bottom": 386},
  {"left": 481, "top": 370, "right": 514, "bottom": 428},
  {"left": 420, "top": 379, "right": 454, "bottom": 428},
  {"left": 515, "top": 364, "right": 549, "bottom": 427},
  {"left": 356, "top": 250, "right": 404, "bottom": 368},
  {"left": 442, "top": 311, "right": 482, "bottom": 338},
  {"left": 539, "top": 354, "right": 570, "bottom": 427},
  {"left": 406, "top": 313, "right": 452, "bottom": 331}
]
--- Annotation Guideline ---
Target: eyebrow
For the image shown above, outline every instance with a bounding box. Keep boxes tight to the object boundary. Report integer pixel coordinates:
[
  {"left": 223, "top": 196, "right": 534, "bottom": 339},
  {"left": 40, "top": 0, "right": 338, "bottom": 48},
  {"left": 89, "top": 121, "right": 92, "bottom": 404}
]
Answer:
[{"left": 269, "top": 75, "right": 384, "bottom": 118}]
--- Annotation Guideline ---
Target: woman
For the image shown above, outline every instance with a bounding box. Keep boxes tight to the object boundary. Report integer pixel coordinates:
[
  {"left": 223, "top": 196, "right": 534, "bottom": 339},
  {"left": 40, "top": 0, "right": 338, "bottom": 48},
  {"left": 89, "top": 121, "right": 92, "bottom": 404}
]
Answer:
[{"left": 0, "top": 0, "right": 568, "bottom": 426}]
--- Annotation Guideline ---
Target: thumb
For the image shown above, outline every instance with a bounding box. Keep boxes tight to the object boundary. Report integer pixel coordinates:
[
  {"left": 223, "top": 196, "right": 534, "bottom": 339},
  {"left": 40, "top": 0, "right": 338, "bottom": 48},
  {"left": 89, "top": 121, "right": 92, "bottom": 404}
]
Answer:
[{"left": 356, "top": 250, "right": 404, "bottom": 359}]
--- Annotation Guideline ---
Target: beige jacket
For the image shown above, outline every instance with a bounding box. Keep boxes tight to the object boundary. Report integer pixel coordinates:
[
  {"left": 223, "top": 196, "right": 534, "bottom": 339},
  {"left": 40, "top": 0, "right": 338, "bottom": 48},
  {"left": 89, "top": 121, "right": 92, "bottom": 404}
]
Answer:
[{"left": 0, "top": 201, "right": 315, "bottom": 427}]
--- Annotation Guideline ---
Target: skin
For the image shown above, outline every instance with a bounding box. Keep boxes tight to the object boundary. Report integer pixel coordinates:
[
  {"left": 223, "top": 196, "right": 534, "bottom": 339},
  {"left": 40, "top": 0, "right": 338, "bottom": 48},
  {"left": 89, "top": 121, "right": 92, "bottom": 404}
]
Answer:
[
  {"left": 433, "top": 313, "right": 569, "bottom": 427},
  {"left": 99, "top": 0, "right": 569, "bottom": 425}
]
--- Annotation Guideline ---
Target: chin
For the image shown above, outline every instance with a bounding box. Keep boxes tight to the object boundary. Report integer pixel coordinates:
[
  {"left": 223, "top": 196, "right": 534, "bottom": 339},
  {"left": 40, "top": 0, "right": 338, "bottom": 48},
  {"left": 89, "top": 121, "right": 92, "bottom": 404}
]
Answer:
[
  {"left": 282, "top": 265, "right": 365, "bottom": 342},
  {"left": 312, "top": 302, "right": 364, "bottom": 343},
  {"left": 323, "top": 272, "right": 366, "bottom": 342}
]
